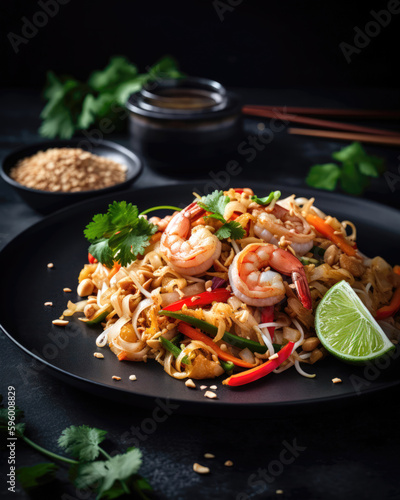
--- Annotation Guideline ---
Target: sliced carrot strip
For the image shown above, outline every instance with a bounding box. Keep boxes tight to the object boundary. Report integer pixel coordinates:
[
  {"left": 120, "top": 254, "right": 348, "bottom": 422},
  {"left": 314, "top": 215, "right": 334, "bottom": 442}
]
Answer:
[
  {"left": 177, "top": 322, "right": 254, "bottom": 368},
  {"left": 306, "top": 213, "right": 356, "bottom": 257}
]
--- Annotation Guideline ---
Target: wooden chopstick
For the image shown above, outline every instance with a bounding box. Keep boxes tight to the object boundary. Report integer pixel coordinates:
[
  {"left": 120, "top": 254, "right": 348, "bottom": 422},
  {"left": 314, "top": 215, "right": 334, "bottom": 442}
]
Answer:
[
  {"left": 243, "top": 105, "right": 400, "bottom": 119},
  {"left": 288, "top": 127, "right": 400, "bottom": 146},
  {"left": 242, "top": 106, "right": 400, "bottom": 137}
]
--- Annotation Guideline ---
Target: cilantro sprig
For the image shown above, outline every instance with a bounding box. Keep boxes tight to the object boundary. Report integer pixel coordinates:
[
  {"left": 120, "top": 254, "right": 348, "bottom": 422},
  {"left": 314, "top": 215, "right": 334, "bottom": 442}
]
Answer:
[
  {"left": 197, "top": 190, "right": 245, "bottom": 240},
  {"left": 306, "top": 142, "right": 385, "bottom": 195},
  {"left": 0, "top": 395, "right": 151, "bottom": 499},
  {"left": 40, "top": 55, "right": 184, "bottom": 139},
  {"left": 84, "top": 201, "right": 158, "bottom": 268}
]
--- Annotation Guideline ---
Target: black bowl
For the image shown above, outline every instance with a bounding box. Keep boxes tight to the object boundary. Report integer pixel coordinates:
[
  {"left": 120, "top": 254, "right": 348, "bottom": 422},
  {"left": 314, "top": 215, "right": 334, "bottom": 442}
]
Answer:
[
  {"left": 1, "top": 139, "right": 143, "bottom": 214},
  {"left": 126, "top": 77, "right": 242, "bottom": 170}
]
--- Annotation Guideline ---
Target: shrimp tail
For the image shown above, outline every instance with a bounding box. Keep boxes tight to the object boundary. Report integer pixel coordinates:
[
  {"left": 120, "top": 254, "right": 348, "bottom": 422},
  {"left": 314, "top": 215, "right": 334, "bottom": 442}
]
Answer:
[{"left": 292, "top": 269, "right": 312, "bottom": 310}]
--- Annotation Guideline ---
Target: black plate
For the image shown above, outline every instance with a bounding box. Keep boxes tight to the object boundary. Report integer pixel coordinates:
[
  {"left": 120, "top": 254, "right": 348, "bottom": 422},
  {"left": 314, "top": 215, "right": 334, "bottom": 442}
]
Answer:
[{"left": 1, "top": 183, "right": 399, "bottom": 416}]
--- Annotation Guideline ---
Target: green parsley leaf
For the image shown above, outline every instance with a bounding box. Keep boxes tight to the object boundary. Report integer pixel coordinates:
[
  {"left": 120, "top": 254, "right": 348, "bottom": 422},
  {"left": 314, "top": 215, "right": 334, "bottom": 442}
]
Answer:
[
  {"left": 216, "top": 221, "right": 245, "bottom": 240},
  {"left": 88, "top": 56, "right": 139, "bottom": 94},
  {"left": 358, "top": 160, "right": 379, "bottom": 177},
  {"left": 306, "top": 164, "right": 341, "bottom": 190},
  {"left": 332, "top": 141, "right": 365, "bottom": 163},
  {"left": 39, "top": 75, "right": 89, "bottom": 139},
  {"left": 84, "top": 213, "right": 114, "bottom": 240},
  {"left": 74, "top": 448, "right": 142, "bottom": 498},
  {"left": 88, "top": 239, "right": 115, "bottom": 269},
  {"left": 197, "top": 190, "right": 230, "bottom": 221},
  {"left": 251, "top": 191, "right": 281, "bottom": 205},
  {"left": 39, "top": 56, "right": 184, "bottom": 139},
  {"left": 58, "top": 425, "right": 107, "bottom": 462},
  {"left": 305, "top": 142, "right": 385, "bottom": 195},
  {"left": 197, "top": 191, "right": 245, "bottom": 240},
  {"left": 16, "top": 463, "right": 59, "bottom": 490},
  {"left": 340, "top": 160, "right": 369, "bottom": 195},
  {"left": 85, "top": 202, "right": 157, "bottom": 267},
  {"left": 108, "top": 201, "right": 139, "bottom": 228},
  {"left": 214, "top": 225, "right": 231, "bottom": 240}
]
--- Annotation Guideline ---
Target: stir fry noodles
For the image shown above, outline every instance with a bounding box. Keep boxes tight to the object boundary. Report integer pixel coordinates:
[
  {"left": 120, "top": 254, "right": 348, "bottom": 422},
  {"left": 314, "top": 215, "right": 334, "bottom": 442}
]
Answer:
[{"left": 64, "top": 188, "right": 400, "bottom": 386}]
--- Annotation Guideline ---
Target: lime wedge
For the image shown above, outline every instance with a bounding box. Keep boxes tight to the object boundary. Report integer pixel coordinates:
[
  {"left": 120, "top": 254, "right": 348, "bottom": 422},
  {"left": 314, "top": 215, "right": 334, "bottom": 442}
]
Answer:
[{"left": 315, "top": 280, "right": 394, "bottom": 364}]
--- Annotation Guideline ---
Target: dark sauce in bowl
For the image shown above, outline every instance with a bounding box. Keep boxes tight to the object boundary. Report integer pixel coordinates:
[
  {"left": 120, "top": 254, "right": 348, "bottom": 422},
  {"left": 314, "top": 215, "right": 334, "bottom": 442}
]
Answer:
[{"left": 126, "top": 78, "right": 242, "bottom": 170}]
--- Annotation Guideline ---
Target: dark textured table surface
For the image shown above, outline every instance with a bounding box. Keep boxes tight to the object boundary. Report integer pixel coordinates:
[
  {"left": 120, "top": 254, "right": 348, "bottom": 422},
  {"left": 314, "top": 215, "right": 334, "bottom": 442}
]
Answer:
[{"left": 0, "top": 88, "right": 399, "bottom": 500}]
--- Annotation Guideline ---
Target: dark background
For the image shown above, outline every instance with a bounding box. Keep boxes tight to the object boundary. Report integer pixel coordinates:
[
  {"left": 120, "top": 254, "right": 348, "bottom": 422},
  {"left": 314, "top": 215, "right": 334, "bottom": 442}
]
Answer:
[
  {"left": 1, "top": 0, "right": 400, "bottom": 90},
  {"left": 1, "top": 3, "right": 400, "bottom": 500}
]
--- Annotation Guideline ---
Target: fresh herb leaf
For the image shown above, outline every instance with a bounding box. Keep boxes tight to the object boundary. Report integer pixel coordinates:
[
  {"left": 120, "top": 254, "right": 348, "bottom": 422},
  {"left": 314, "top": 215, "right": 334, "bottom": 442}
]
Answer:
[
  {"left": 305, "top": 164, "right": 341, "bottom": 191},
  {"left": 306, "top": 142, "right": 385, "bottom": 195},
  {"left": 74, "top": 448, "right": 142, "bottom": 498},
  {"left": 16, "top": 463, "right": 59, "bottom": 490},
  {"left": 197, "top": 191, "right": 245, "bottom": 240},
  {"left": 214, "top": 224, "right": 232, "bottom": 240},
  {"left": 251, "top": 190, "right": 281, "bottom": 205},
  {"left": 0, "top": 394, "right": 150, "bottom": 499},
  {"left": 88, "top": 56, "right": 139, "bottom": 94},
  {"left": 109, "top": 219, "right": 156, "bottom": 267},
  {"left": 40, "top": 56, "right": 184, "bottom": 139},
  {"left": 88, "top": 239, "right": 115, "bottom": 269},
  {"left": 108, "top": 200, "right": 139, "bottom": 228},
  {"left": 84, "top": 213, "right": 114, "bottom": 240},
  {"left": 358, "top": 160, "right": 379, "bottom": 177},
  {"left": 39, "top": 75, "right": 90, "bottom": 139},
  {"left": 85, "top": 202, "right": 158, "bottom": 267},
  {"left": 58, "top": 425, "right": 107, "bottom": 462},
  {"left": 216, "top": 220, "right": 245, "bottom": 240},
  {"left": 197, "top": 190, "right": 230, "bottom": 221},
  {"left": 340, "top": 160, "right": 369, "bottom": 195}
]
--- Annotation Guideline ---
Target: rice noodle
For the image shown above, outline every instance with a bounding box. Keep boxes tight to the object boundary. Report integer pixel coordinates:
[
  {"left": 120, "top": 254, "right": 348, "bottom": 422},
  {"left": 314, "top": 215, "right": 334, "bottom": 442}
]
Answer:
[
  {"left": 96, "top": 315, "right": 130, "bottom": 347},
  {"left": 121, "top": 267, "right": 152, "bottom": 298},
  {"left": 180, "top": 274, "right": 205, "bottom": 283},
  {"left": 97, "top": 282, "right": 109, "bottom": 308},
  {"left": 110, "top": 290, "right": 123, "bottom": 318},
  {"left": 224, "top": 201, "right": 246, "bottom": 220},
  {"left": 121, "top": 294, "right": 135, "bottom": 317},
  {"left": 132, "top": 298, "right": 153, "bottom": 340}
]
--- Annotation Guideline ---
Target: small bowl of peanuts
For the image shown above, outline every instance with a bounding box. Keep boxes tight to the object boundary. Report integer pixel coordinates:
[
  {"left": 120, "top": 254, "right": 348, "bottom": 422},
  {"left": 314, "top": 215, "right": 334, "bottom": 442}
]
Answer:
[{"left": 1, "top": 139, "right": 143, "bottom": 213}]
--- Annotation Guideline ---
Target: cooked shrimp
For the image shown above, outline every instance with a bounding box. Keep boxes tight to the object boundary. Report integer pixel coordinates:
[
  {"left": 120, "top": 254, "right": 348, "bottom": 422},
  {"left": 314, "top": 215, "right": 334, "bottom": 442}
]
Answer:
[
  {"left": 149, "top": 214, "right": 175, "bottom": 232},
  {"left": 160, "top": 202, "right": 221, "bottom": 276},
  {"left": 253, "top": 203, "right": 315, "bottom": 256},
  {"left": 228, "top": 243, "right": 312, "bottom": 309}
]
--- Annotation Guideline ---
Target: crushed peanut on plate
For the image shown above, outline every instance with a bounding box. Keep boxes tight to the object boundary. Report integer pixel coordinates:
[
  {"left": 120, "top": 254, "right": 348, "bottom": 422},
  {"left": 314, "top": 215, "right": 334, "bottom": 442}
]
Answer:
[
  {"left": 193, "top": 463, "right": 210, "bottom": 474},
  {"left": 52, "top": 319, "right": 69, "bottom": 326},
  {"left": 185, "top": 379, "right": 196, "bottom": 389}
]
